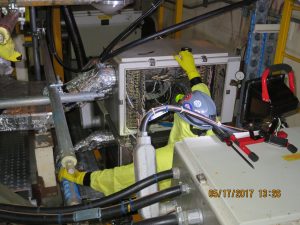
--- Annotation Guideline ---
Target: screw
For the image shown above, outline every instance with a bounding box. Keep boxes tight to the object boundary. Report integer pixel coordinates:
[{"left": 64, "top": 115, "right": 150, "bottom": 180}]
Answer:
[{"left": 196, "top": 173, "right": 207, "bottom": 184}]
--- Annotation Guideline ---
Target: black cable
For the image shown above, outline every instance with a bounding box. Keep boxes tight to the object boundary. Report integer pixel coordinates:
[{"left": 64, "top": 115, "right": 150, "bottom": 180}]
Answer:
[
  {"left": 99, "top": 0, "right": 163, "bottom": 61},
  {"left": 0, "top": 169, "right": 174, "bottom": 214},
  {"left": 101, "top": 185, "right": 182, "bottom": 220},
  {"left": 46, "top": 8, "right": 94, "bottom": 73},
  {"left": 101, "top": 0, "right": 257, "bottom": 62},
  {"left": 0, "top": 211, "right": 74, "bottom": 224},
  {"left": 61, "top": 6, "right": 88, "bottom": 68},
  {"left": 0, "top": 185, "right": 182, "bottom": 224},
  {"left": 133, "top": 214, "right": 179, "bottom": 225}
]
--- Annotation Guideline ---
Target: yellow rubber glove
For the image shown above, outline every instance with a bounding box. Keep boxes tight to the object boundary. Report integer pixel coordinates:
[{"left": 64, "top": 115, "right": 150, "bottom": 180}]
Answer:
[
  {"left": 0, "top": 27, "right": 22, "bottom": 62},
  {"left": 58, "top": 168, "right": 86, "bottom": 185},
  {"left": 174, "top": 50, "right": 200, "bottom": 80}
]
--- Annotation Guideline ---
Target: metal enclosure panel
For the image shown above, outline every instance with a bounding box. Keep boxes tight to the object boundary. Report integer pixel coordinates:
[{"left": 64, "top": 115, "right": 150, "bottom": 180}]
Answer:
[
  {"left": 173, "top": 127, "right": 300, "bottom": 225},
  {"left": 107, "top": 39, "right": 240, "bottom": 136},
  {"left": 73, "top": 9, "right": 142, "bottom": 57}
]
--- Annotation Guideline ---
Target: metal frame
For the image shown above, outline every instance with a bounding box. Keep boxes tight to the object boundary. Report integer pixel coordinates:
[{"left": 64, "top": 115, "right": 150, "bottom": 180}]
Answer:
[
  {"left": 274, "top": 0, "right": 300, "bottom": 64},
  {"left": 107, "top": 40, "right": 240, "bottom": 136}
]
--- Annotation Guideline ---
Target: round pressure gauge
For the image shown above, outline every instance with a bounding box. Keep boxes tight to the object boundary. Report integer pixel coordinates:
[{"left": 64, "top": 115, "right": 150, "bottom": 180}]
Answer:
[{"left": 235, "top": 71, "right": 245, "bottom": 81}]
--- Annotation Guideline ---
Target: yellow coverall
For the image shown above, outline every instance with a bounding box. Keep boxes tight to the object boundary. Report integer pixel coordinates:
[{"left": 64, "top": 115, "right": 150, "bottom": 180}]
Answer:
[
  {"left": 59, "top": 51, "right": 213, "bottom": 196},
  {"left": 87, "top": 83, "right": 211, "bottom": 196}
]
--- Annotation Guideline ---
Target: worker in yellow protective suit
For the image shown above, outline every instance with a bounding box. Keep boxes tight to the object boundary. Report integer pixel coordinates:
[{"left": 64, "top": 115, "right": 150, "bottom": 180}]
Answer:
[
  {"left": 0, "top": 14, "right": 22, "bottom": 62},
  {"left": 59, "top": 50, "right": 214, "bottom": 196}
]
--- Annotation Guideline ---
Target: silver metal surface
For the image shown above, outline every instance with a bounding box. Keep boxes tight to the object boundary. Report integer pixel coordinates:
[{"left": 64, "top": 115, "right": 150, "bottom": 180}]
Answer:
[
  {"left": 0, "top": 92, "right": 106, "bottom": 109},
  {"left": 0, "top": 131, "right": 32, "bottom": 193},
  {"left": 0, "top": 112, "right": 53, "bottom": 131},
  {"left": 73, "top": 208, "right": 101, "bottom": 222},
  {"left": 73, "top": 131, "right": 114, "bottom": 152},
  {"left": 42, "top": 39, "right": 76, "bottom": 167},
  {"left": 65, "top": 64, "right": 116, "bottom": 94},
  {"left": 29, "top": 7, "right": 41, "bottom": 81}
]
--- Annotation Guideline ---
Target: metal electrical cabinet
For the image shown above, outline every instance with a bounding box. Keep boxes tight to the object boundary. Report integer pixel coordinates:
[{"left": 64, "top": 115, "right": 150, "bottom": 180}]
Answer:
[
  {"left": 106, "top": 39, "right": 241, "bottom": 136},
  {"left": 172, "top": 127, "right": 300, "bottom": 225}
]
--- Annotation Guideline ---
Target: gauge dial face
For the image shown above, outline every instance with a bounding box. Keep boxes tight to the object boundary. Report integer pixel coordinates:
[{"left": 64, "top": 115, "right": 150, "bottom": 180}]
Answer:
[{"left": 235, "top": 71, "right": 245, "bottom": 81}]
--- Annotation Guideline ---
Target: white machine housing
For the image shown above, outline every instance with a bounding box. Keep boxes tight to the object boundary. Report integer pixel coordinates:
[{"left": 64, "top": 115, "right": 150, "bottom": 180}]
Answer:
[
  {"left": 106, "top": 39, "right": 241, "bottom": 136},
  {"left": 173, "top": 127, "right": 300, "bottom": 225}
]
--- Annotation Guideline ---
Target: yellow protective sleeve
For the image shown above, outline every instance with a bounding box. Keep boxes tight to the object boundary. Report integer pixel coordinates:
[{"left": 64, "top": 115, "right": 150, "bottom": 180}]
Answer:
[
  {"left": 0, "top": 37, "right": 22, "bottom": 62},
  {"left": 89, "top": 144, "right": 175, "bottom": 196},
  {"left": 58, "top": 168, "right": 87, "bottom": 185}
]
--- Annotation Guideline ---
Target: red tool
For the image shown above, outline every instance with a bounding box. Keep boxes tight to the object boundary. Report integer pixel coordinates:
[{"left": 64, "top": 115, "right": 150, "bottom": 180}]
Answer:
[{"left": 229, "top": 135, "right": 261, "bottom": 162}]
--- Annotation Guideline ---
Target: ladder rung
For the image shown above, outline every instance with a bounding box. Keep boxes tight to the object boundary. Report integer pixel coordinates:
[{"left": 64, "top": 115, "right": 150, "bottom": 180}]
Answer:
[
  {"left": 292, "top": 5, "right": 300, "bottom": 11},
  {"left": 284, "top": 52, "right": 300, "bottom": 63}
]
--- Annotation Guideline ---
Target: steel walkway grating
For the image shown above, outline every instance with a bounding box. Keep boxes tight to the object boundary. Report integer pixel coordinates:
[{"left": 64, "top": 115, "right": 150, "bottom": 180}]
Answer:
[{"left": 0, "top": 131, "right": 31, "bottom": 193}]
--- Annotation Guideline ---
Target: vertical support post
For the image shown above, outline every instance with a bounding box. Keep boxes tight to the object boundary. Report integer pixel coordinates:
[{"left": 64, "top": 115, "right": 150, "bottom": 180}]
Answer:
[
  {"left": 29, "top": 7, "right": 41, "bottom": 81},
  {"left": 52, "top": 7, "right": 64, "bottom": 82},
  {"left": 274, "top": 0, "right": 293, "bottom": 64},
  {"left": 157, "top": 4, "right": 164, "bottom": 31},
  {"left": 174, "top": 0, "right": 183, "bottom": 39}
]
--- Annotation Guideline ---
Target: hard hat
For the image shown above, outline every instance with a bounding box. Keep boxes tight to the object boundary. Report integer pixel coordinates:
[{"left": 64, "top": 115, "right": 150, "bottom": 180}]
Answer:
[{"left": 177, "top": 91, "right": 217, "bottom": 130}]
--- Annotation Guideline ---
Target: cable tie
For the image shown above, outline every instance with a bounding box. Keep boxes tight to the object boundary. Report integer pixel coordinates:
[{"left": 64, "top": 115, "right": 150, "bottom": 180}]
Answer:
[
  {"left": 154, "top": 174, "right": 158, "bottom": 183},
  {"left": 151, "top": 108, "right": 156, "bottom": 115},
  {"left": 121, "top": 201, "right": 126, "bottom": 215},
  {"left": 128, "top": 198, "right": 133, "bottom": 213},
  {"left": 165, "top": 105, "right": 169, "bottom": 112},
  {"left": 180, "top": 106, "right": 184, "bottom": 114}
]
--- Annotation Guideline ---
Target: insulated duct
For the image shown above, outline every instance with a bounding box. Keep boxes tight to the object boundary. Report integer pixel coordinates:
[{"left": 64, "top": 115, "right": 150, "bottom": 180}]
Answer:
[
  {"left": 65, "top": 64, "right": 116, "bottom": 94},
  {"left": 73, "top": 131, "right": 115, "bottom": 152}
]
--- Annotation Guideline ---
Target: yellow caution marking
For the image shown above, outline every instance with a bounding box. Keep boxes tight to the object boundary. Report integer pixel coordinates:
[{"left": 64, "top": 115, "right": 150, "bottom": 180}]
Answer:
[
  {"left": 282, "top": 153, "right": 300, "bottom": 161},
  {"left": 98, "top": 15, "right": 112, "bottom": 20}
]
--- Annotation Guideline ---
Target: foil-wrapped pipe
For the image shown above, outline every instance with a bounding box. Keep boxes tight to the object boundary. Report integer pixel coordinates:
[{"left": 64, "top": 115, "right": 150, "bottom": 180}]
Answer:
[
  {"left": 65, "top": 63, "right": 116, "bottom": 95},
  {"left": 74, "top": 131, "right": 115, "bottom": 152}
]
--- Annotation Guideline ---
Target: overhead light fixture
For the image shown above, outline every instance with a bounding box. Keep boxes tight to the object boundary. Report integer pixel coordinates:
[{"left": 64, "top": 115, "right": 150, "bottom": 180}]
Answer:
[{"left": 92, "top": 0, "right": 134, "bottom": 14}]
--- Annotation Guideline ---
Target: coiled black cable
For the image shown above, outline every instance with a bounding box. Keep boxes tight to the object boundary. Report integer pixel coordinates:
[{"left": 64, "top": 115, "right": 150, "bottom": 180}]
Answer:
[
  {"left": 0, "top": 169, "right": 174, "bottom": 214},
  {"left": 101, "top": 0, "right": 257, "bottom": 62},
  {"left": 133, "top": 214, "right": 179, "bottom": 225},
  {"left": 101, "top": 185, "right": 182, "bottom": 220},
  {"left": 46, "top": 8, "right": 95, "bottom": 73},
  {"left": 61, "top": 6, "right": 88, "bottom": 68},
  {"left": 0, "top": 185, "right": 182, "bottom": 224},
  {"left": 99, "top": 0, "right": 163, "bottom": 62}
]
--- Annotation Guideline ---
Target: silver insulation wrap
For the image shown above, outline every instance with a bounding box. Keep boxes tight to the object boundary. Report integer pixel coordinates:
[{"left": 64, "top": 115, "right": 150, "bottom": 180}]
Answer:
[
  {"left": 0, "top": 113, "right": 53, "bottom": 131},
  {"left": 65, "top": 64, "right": 116, "bottom": 95},
  {"left": 74, "top": 131, "right": 115, "bottom": 152}
]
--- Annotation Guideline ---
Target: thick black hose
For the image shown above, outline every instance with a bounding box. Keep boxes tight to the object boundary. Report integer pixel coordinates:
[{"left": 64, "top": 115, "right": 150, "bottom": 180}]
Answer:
[
  {"left": 46, "top": 8, "right": 94, "bottom": 73},
  {"left": 101, "top": 0, "right": 256, "bottom": 62},
  {"left": 133, "top": 214, "right": 179, "bottom": 225},
  {"left": 0, "top": 185, "right": 181, "bottom": 224},
  {"left": 99, "top": 0, "right": 163, "bottom": 61},
  {"left": 0, "top": 169, "right": 174, "bottom": 214},
  {"left": 101, "top": 185, "right": 182, "bottom": 220},
  {"left": 61, "top": 6, "right": 88, "bottom": 68},
  {"left": 0, "top": 211, "right": 73, "bottom": 224}
]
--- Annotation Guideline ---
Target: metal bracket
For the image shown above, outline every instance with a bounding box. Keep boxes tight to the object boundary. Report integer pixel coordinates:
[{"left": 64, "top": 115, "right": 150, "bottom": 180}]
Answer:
[
  {"left": 149, "top": 58, "right": 156, "bottom": 66},
  {"left": 73, "top": 208, "right": 101, "bottom": 222}
]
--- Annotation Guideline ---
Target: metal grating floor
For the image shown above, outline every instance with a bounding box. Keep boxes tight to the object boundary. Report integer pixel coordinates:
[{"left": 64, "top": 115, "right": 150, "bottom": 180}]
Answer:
[{"left": 0, "top": 131, "right": 32, "bottom": 193}]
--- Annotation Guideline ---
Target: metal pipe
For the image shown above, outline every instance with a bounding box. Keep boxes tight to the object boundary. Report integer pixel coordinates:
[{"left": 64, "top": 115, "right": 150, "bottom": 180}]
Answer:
[
  {"left": 42, "top": 39, "right": 77, "bottom": 171},
  {"left": 0, "top": 92, "right": 106, "bottom": 109},
  {"left": 30, "top": 7, "right": 41, "bottom": 81},
  {"left": 0, "top": 0, "right": 104, "bottom": 6},
  {"left": 165, "top": 0, "right": 234, "bottom": 9}
]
